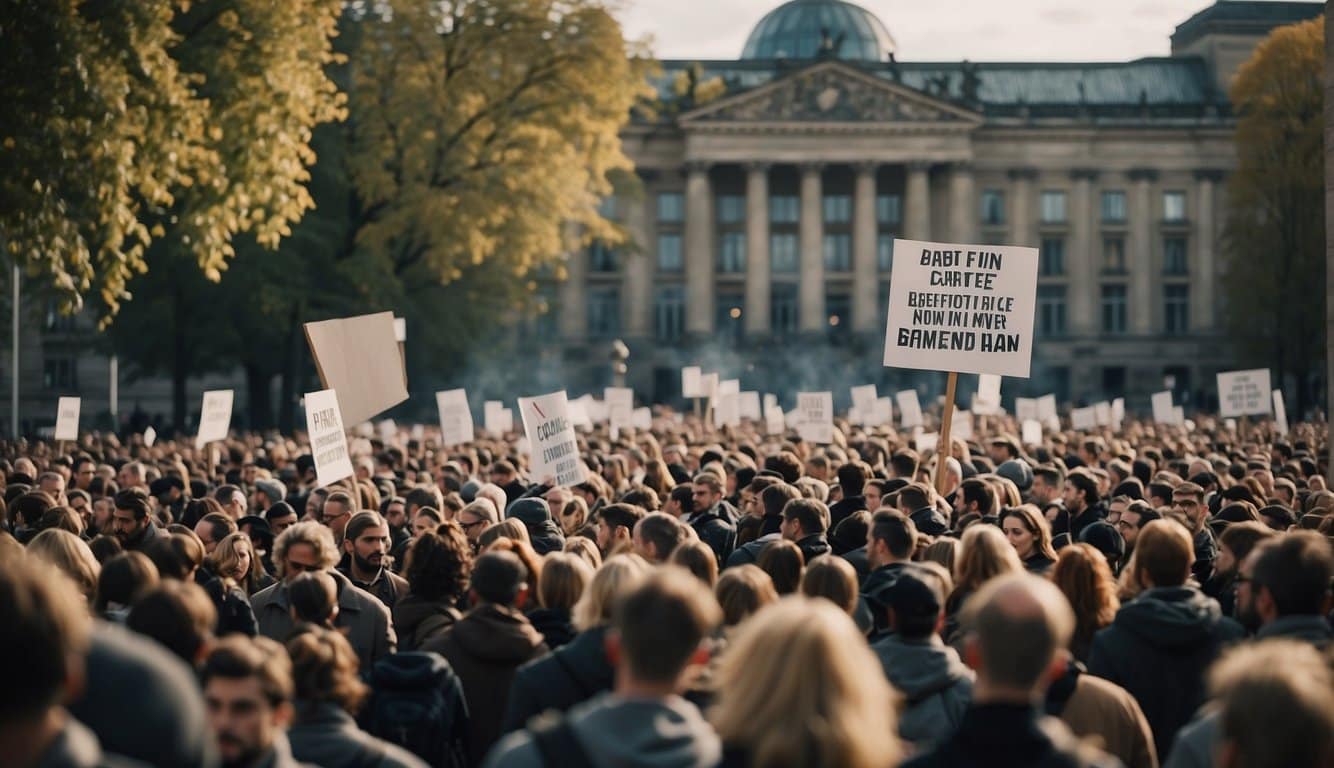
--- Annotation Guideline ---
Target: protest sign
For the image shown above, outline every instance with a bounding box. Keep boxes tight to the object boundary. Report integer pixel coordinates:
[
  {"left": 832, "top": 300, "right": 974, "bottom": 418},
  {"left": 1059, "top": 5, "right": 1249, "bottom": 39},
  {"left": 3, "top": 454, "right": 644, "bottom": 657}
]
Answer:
[
  {"left": 1036, "top": 394, "right": 1058, "bottom": 422},
  {"left": 305, "top": 389, "right": 354, "bottom": 487},
  {"left": 518, "top": 391, "right": 587, "bottom": 486},
  {"left": 1021, "top": 419, "right": 1042, "bottom": 446},
  {"left": 714, "top": 389, "right": 740, "bottom": 427},
  {"left": 795, "top": 392, "right": 834, "bottom": 444},
  {"left": 568, "top": 396, "right": 593, "bottom": 430},
  {"left": 54, "top": 397, "right": 80, "bottom": 442},
  {"left": 1015, "top": 397, "right": 1038, "bottom": 423},
  {"left": 436, "top": 389, "right": 474, "bottom": 446},
  {"left": 143, "top": 427, "right": 157, "bottom": 447},
  {"left": 632, "top": 407, "right": 652, "bottom": 430},
  {"left": 851, "top": 385, "right": 878, "bottom": 425},
  {"left": 1071, "top": 407, "right": 1097, "bottom": 431},
  {"left": 915, "top": 432, "right": 939, "bottom": 453},
  {"left": 304, "top": 312, "right": 408, "bottom": 426},
  {"left": 874, "top": 397, "right": 894, "bottom": 427},
  {"left": 195, "top": 390, "right": 234, "bottom": 449},
  {"left": 951, "top": 410, "right": 973, "bottom": 440},
  {"left": 1111, "top": 398, "right": 1125, "bottom": 427},
  {"left": 896, "top": 390, "right": 924, "bottom": 428},
  {"left": 763, "top": 393, "right": 778, "bottom": 412},
  {"left": 1151, "top": 391, "right": 1175, "bottom": 425},
  {"left": 1094, "top": 401, "right": 1112, "bottom": 427},
  {"left": 764, "top": 401, "right": 784, "bottom": 436},
  {"left": 681, "top": 367, "right": 703, "bottom": 398},
  {"left": 739, "top": 392, "right": 762, "bottom": 421},
  {"left": 974, "top": 374, "right": 1002, "bottom": 415},
  {"left": 1273, "top": 390, "right": 1289, "bottom": 436},
  {"left": 605, "top": 387, "right": 634, "bottom": 438},
  {"left": 1217, "top": 369, "right": 1272, "bottom": 418},
  {"left": 700, "top": 373, "right": 719, "bottom": 399},
  {"left": 484, "top": 401, "right": 512, "bottom": 435}
]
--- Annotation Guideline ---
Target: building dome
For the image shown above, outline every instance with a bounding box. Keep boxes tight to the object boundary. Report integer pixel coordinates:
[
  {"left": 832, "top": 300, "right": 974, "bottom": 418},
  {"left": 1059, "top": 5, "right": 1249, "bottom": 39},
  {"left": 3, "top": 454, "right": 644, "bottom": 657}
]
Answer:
[{"left": 741, "top": 0, "right": 896, "bottom": 62}]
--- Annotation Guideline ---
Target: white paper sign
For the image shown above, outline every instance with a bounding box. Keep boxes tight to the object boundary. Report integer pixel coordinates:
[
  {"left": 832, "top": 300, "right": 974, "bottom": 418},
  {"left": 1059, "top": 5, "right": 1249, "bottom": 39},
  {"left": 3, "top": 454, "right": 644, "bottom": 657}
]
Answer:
[
  {"left": 1094, "top": 401, "right": 1112, "bottom": 427},
  {"left": 896, "top": 390, "right": 924, "bottom": 428},
  {"left": 763, "top": 394, "right": 778, "bottom": 412},
  {"left": 143, "top": 426, "right": 157, "bottom": 448},
  {"left": 305, "top": 389, "right": 354, "bottom": 487},
  {"left": 874, "top": 397, "right": 894, "bottom": 427},
  {"left": 951, "top": 410, "right": 973, "bottom": 440},
  {"left": 1111, "top": 398, "right": 1125, "bottom": 427},
  {"left": 974, "top": 374, "right": 1002, "bottom": 415},
  {"left": 54, "top": 397, "right": 80, "bottom": 441},
  {"left": 393, "top": 317, "right": 407, "bottom": 343},
  {"left": 1021, "top": 419, "right": 1043, "bottom": 446},
  {"left": 739, "top": 392, "right": 762, "bottom": 421},
  {"left": 796, "top": 392, "right": 834, "bottom": 444},
  {"left": 1015, "top": 397, "right": 1038, "bottom": 422},
  {"left": 700, "top": 373, "right": 719, "bottom": 400},
  {"left": 883, "top": 239, "right": 1040, "bottom": 378},
  {"left": 632, "top": 407, "right": 652, "bottom": 430},
  {"left": 916, "top": 432, "right": 939, "bottom": 453},
  {"left": 1272, "top": 389, "right": 1289, "bottom": 435},
  {"left": 1152, "top": 391, "right": 1175, "bottom": 424},
  {"left": 682, "top": 367, "right": 703, "bottom": 398},
  {"left": 436, "top": 389, "right": 474, "bottom": 446},
  {"left": 568, "top": 396, "right": 593, "bottom": 430},
  {"left": 1036, "top": 394, "right": 1058, "bottom": 422},
  {"left": 378, "top": 419, "right": 397, "bottom": 442},
  {"left": 1173, "top": 406, "right": 1185, "bottom": 426},
  {"left": 518, "top": 391, "right": 587, "bottom": 487},
  {"left": 1071, "top": 406, "right": 1097, "bottom": 431},
  {"left": 714, "top": 389, "right": 741, "bottom": 427},
  {"left": 1217, "top": 369, "right": 1272, "bottom": 417},
  {"left": 605, "top": 387, "right": 634, "bottom": 437},
  {"left": 195, "top": 390, "right": 234, "bottom": 449},
  {"left": 851, "top": 385, "right": 878, "bottom": 425},
  {"left": 764, "top": 403, "right": 784, "bottom": 435},
  {"left": 484, "top": 401, "right": 511, "bottom": 435}
]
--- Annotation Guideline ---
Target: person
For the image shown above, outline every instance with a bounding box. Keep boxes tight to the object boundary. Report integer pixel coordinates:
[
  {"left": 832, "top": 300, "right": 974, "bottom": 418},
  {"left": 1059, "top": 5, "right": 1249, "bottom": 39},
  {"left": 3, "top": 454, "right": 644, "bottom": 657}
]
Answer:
[
  {"left": 723, "top": 482, "right": 799, "bottom": 568},
  {"left": 337, "top": 512, "right": 410, "bottom": 610},
  {"left": 866, "top": 564, "right": 974, "bottom": 749},
  {"left": 778, "top": 497, "right": 832, "bottom": 564},
  {"left": 502, "top": 555, "right": 651, "bottom": 734},
  {"left": 284, "top": 626, "right": 427, "bottom": 768},
  {"left": 1170, "top": 483, "right": 1216, "bottom": 584},
  {"left": 712, "top": 597, "right": 900, "bottom": 768},
  {"left": 322, "top": 491, "right": 355, "bottom": 544},
  {"left": 393, "top": 520, "right": 473, "bottom": 651},
  {"left": 1087, "top": 520, "right": 1244, "bottom": 761},
  {"left": 799, "top": 555, "right": 859, "bottom": 618},
  {"left": 505, "top": 498, "right": 565, "bottom": 556},
  {"left": 903, "top": 573, "right": 1118, "bottom": 768},
  {"left": 1114, "top": 502, "right": 1159, "bottom": 562},
  {"left": 1204, "top": 641, "right": 1333, "bottom": 768},
  {"left": 756, "top": 539, "right": 804, "bottom": 595},
  {"left": 828, "top": 461, "right": 869, "bottom": 532},
  {"left": 715, "top": 564, "right": 779, "bottom": 627},
  {"left": 422, "top": 550, "right": 548, "bottom": 765},
  {"left": 631, "top": 511, "right": 687, "bottom": 564},
  {"left": 250, "top": 521, "right": 397, "bottom": 671},
  {"left": 127, "top": 580, "right": 218, "bottom": 668},
  {"left": 1000, "top": 505, "right": 1058, "bottom": 575},
  {"left": 685, "top": 473, "right": 738, "bottom": 564},
  {"left": 1064, "top": 472, "right": 1103, "bottom": 540},
  {"left": 266, "top": 502, "right": 300, "bottom": 539},
  {"left": 525, "top": 552, "right": 592, "bottom": 650},
  {"left": 28, "top": 528, "right": 101, "bottom": 604},
  {"left": 670, "top": 539, "right": 720, "bottom": 587},
  {"left": 110, "top": 488, "right": 164, "bottom": 552},
  {"left": 1203, "top": 520, "right": 1271, "bottom": 616},
  {"left": 1052, "top": 544, "right": 1120, "bottom": 663},
  {"left": 201, "top": 635, "right": 304, "bottom": 768},
  {"left": 95, "top": 551, "right": 161, "bottom": 622},
  {"left": 898, "top": 482, "right": 949, "bottom": 538},
  {"left": 211, "top": 532, "right": 274, "bottom": 597},
  {"left": 1044, "top": 656, "right": 1159, "bottom": 768},
  {"left": 594, "top": 503, "right": 643, "bottom": 557},
  {"left": 251, "top": 479, "right": 286, "bottom": 516}
]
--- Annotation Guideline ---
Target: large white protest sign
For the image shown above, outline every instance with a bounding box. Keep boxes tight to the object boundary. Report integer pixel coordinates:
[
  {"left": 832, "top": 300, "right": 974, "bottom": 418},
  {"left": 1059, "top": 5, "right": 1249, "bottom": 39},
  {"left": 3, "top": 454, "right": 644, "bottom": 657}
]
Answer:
[
  {"left": 1094, "top": 401, "right": 1112, "bottom": 427},
  {"left": 764, "top": 403, "right": 785, "bottom": 436},
  {"left": 1036, "top": 395, "right": 1058, "bottom": 422},
  {"left": 1015, "top": 397, "right": 1038, "bottom": 423},
  {"left": 54, "top": 397, "right": 80, "bottom": 441},
  {"left": 700, "top": 373, "right": 719, "bottom": 400},
  {"left": 436, "top": 389, "right": 474, "bottom": 446},
  {"left": 1217, "top": 369, "right": 1272, "bottom": 418},
  {"left": 605, "top": 387, "right": 634, "bottom": 438},
  {"left": 974, "top": 374, "right": 1002, "bottom": 414},
  {"left": 883, "top": 239, "right": 1039, "bottom": 378},
  {"left": 1273, "top": 390, "right": 1289, "bottom": 436},
  {"left": 681, "top": 367, "right": 703, "bottom": 398},
  {"left": 739, "top": 392, "right": 762, "bottom": 421},
  {"left": 851, "top": 385, "right": 878, "bottom": 425},
  {"left": 1071, "top": 407, "right": 1097, "bottom": 431},
  {"left": 195, "top": 390, "right": 234, "bottom": 449},
  {"left": 519, "top": 391, "right": 587, "bottom": 487},
  {"left": 1151, "top": 391, "right": 1175, "bottom": 424},
  {"left": 632, "top": 407, "right": 652, "bottom": 430},
  {"left": 568, "top": 396, "right": 594, "bottom": 430},
  {"left": 305, "top": 312, "right": 409, "bottom": 426},
  {"left": 305, "top": 389, "right": 354, "bottom": 487},
  {"left": 1021, "top": 419, "right": 1043, "bottom": 446},
  {"left": 795, "top": 392, "right": 834, "bottom": 444},
  {"left": 896, "top": 390, "right": 924, "bottom": 428},
  {"left": 712, "top": 380, "right": 741, "bottom": 428}
]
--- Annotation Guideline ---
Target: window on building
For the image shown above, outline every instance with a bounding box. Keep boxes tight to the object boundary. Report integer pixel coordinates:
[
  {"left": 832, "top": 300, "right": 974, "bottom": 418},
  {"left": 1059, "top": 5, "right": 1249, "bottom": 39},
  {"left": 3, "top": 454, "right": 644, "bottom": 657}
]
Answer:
[
  {"left": 718, "top": 232, "right": 746, "bottom": 273},
  {"left": 1101, "top": 284, "right": 1127, "bottom": 334},
  {"left": 980, "top": 189, "right": 1005, "bottom": 225},
  {"left": 771, "top": 233, "right": 799, "bottom": 273},
  {"left": 1040, "top": 237, "right": 1065, "bottom": 276},
  {"left": 826, "top": 293, "right": 851, "bottom": 336},
  {"left": 716, "top": 194, "right": 745, "bottom": 224},
  {"left": 1163, "top": 236, "right": 1188, "bottom": 275},
  {"left": 771, "top": 284, "right": 798, "bottom": 334},
  {"left": 1102, "top": 366, "right": 1127, "bottom": 398},
  {"left": 1101, "top": 190, "right": 1126, "bottom": 223},
  {"left": 716, "top": 292, "right": 744, "bottom": 344},
  {"left": 1103, "top": 236, "right": 1126, "bottom": 273},
  {"left": 1037, "top": 285, "right": 1067, "bottom": 336},
  {"left": 657, "top": 233, "right": 683, "bottom": 272},
  {"left": 1163, "top": 191, "right": 1187, "bottom": 223},
  {"left": 43, "top": 358, "right": 77, "bottom": 390},
  {"left": 654, "top": 286, "right": 684, "bottom": 341},
  {"left": 656, "top": 192, "right": 684, "bottom": 223},
  {"left": 770, "top": 195, "right": 799, "bottom": 224},
  {"left": 1164, "top": 284, "right": 1189, "bottom": 333},
  {"left": 588, "top": 242, "right": 618, "bottom": 272},
  {"left": 877, "top": 234, "right": 894, "bottom": 272},
  {"left": 587, "top": 288, "right": 620, "bottom": 339},
  {"left": 876, "top": 194, "right": 901, "bottom": 226},
  {"left": 1040, "top": 191, "right": 1067, "bottom": 224},
  {"left": 823, "top": 233, "right": 851, "bottom": 272},
  {"left": 823, "top": 195, "right": 851, "bottom": 224}
]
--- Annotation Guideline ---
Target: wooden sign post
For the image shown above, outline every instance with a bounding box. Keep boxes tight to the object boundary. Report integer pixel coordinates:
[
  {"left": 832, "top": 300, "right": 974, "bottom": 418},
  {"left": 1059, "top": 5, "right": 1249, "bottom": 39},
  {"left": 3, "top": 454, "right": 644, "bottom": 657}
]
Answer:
[{"left": 936, "top": 371, "right": 958, "bottom": 496}]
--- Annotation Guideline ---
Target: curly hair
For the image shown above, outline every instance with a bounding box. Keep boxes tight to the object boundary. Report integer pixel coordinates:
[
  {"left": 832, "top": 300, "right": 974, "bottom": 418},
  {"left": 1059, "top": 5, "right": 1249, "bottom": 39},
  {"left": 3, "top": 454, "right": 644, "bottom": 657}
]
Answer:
[
  {"left": 404, "top": 520, "right": 473, "bottom": 603},
  {"left": 286, "top": 625, "right": 369, "bottom": 713},
  {"left": 271, "top": 521, "right": 338, "bottom": 579}
]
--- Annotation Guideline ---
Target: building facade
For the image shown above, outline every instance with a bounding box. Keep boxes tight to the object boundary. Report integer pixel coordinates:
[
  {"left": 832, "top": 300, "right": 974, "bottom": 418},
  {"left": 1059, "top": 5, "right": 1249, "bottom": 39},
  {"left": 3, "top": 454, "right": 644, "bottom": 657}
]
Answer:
[{"left": 551, "top": 0, "right": 1321, "bottom": 411}]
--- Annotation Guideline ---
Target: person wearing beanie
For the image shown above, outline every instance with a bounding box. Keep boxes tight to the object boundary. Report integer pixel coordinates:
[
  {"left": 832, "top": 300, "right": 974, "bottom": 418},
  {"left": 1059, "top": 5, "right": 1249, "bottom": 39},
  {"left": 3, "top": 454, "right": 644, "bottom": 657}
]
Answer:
[
  {"left": 1077, "top": 521, "right": 1126, "bottom": 575},
  {"left": 506, "top": 498, "right": 565, "bottom": 555},
  {"left": 251, "top": 478, "right": 287, "bottom": 515},
  {"left": 996, "top": 460, "right": 1034, "bottom": 495}
]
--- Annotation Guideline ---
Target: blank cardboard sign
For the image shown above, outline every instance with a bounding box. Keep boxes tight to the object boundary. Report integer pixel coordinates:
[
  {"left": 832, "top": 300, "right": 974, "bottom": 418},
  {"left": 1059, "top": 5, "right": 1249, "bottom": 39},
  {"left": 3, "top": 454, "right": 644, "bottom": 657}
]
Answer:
[{"left": 304, "top": 312, "right": 408, "bottom": 427}]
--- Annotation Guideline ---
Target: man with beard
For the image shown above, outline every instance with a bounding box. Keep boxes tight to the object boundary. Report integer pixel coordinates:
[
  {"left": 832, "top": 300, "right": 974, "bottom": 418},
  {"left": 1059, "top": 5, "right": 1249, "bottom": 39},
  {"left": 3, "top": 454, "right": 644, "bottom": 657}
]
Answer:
[
  {"left": 111, "top": 488, "right": 165, "bottom": 552},
  {"left": 337, "top": 511, "right": 409, "bottom": 610},
  {"left": 202, "top": 635, "right": 303, "bottom": 768}
]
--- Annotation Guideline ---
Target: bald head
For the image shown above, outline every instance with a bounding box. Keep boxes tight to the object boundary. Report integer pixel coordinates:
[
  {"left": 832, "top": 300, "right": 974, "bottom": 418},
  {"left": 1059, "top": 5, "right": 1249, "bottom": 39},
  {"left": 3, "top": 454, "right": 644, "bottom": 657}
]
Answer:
[{"left": 962, "top": 573, "right": 1074, "bottom": 696}]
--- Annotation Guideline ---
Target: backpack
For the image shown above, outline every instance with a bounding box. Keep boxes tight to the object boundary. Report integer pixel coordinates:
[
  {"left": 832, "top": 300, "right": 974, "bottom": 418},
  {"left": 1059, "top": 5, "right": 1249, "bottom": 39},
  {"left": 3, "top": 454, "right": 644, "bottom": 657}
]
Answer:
[{"left": 367, "top": 651, "right": 469, "bottom": 768}]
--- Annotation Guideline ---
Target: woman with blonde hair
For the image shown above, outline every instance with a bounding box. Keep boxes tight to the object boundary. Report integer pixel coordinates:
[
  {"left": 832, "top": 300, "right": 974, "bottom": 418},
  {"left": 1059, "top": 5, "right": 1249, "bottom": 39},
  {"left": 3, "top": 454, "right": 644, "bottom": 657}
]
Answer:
[
  {"left": 477, "top": 518, "right": 530, "bottom": 550},
  {"left": 945, "top": 524, "right": 1023, "bottom": 644},
  {"left": 209, "top": 532, "right": 273, "bottom": 596},
  {"left": 558, "top": 496, "right": 589, "bottom": 537},
  {"left": 922, "top": 538, "right": 960, "bottom": 575},
  {"left": 1000, "top": 504, "right": 1059, "bottom": 575},
  {"left": 1052, "top": 543, "right": 1120, "bottom": 663},
  {"left": 28, "top": 528, "right": 100, "bottom": 604},
  {"left": 711, "top": 597, "right": 901, "bottom": 768},
  {"left": 526, "top": 552, "right": 593, "bottom": 649},
  {"left": 562, "top": 535, "right": 602, "bottom": 570},
  {"left": 642, "top": 458, "right": 677, "bottom": 497}
]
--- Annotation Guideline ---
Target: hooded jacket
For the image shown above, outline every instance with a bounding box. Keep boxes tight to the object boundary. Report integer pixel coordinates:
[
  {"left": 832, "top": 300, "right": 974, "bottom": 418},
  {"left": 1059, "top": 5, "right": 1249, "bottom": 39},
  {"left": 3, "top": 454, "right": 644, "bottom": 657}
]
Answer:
[
  {"left": 872, "top": 634, "right": 974, "bottom": 748},
  {"left": 525, "top": 606, "right": 577, "bottom": 650},
  {"left": 484, "top": 694, "right": 721, "bottom": 768},
  {"left": 423, "top": 603, "right": 548, "bottom": 765},
  {"left": 392, "top": 592, "right": 461, "bottom": 652},
  {"left": 506, "top": 499, "right": 565, "bottom": 555},
  {"left": 1087, "top": 587, "right": 1243, "bottom": 761},
  {"left": 503, "top": 625, "right": 615, "bottom": 734},
  {"left": 909, "top": 506, "right": 950, "bottom": 537}
]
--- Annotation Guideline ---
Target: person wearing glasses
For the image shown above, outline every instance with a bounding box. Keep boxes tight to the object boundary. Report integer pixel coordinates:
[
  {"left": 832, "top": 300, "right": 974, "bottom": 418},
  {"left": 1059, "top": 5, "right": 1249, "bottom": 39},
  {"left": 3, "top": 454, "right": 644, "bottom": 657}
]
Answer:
[
  {"left": 1171, "top": 483, "right": 1216, "bottom": 584},
  {"left": 250, "top": 521, "right": 397, "bottom": 671},
  {"left": 1114, "top": 501, "right": 1160, "bottom": 563}
]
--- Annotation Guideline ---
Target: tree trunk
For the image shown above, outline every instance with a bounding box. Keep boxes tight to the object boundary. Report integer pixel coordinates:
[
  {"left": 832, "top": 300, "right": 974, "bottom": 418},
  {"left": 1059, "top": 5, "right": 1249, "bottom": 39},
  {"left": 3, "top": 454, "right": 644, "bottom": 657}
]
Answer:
[{"left": 246, "top": 363, "right": 274, "bottom": 430}]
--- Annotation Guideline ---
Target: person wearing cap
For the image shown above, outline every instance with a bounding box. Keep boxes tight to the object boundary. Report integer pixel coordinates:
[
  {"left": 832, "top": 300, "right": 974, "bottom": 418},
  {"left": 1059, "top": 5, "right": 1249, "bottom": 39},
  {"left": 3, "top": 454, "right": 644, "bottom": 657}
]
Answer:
[
  {"left": 988, "top": 436, "right": 1021, "bottom": 468},
  {"left": 996, "top": 460, "right": 1033, "bottom": 498},
  {"left": 250, "top": 478, "right": 286, "bottom": 516},
  {"left": 868, "top": 563, "right": 974, "bottom": 749},
  {"left": 505, "top": 497, "right": 565, "bottom": 556}
]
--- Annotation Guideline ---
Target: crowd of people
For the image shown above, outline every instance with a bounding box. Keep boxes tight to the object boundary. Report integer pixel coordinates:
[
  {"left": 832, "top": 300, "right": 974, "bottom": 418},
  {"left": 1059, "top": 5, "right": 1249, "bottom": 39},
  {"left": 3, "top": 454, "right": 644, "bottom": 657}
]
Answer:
[{"left": 1, "top": 409, "right": 1332, "bottom": 768}]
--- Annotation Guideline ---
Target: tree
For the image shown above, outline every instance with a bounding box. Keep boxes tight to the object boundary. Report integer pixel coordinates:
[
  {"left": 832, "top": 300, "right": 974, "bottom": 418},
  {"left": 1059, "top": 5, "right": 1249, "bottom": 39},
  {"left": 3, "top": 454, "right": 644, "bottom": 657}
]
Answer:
[
  {"left": 0, "top": 0, "right": 345, "bottom": 320},
  {"left": 1222, "top": 15, "right": 1325, "bottom": 415}
]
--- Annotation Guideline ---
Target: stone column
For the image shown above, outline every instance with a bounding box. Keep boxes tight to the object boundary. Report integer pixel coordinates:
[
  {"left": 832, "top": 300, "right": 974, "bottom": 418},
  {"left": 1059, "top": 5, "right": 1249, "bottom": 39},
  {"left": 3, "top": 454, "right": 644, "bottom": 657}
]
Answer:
[
  {"left": 1128, "top": 168, "right": 1157, "bottom": 335},
  {"left": 904, "top": 161, "right": 932, "bottom": 241},
  {"left": 684, "top": 162, "right": 714, "bottom": 335},
  {"left": 1008, "top": 167, "right": 1038, "bottom": 247},
  {"left": 852, "top": 163, "right": 879, "bottom": 332},
  {"left": 948, "top": 162, "right": 977, "bottom": 243},
  {"left": 622, "top": 185, "right": 653, "bottom": 337},
  {"left": 799, "top": 163, "right": 826, "bottom": 333},
  {"left": 558, "top": 227, "right": 588, "bottom": 341},
  {"left": 1069, "top": 169, "right": 1097, "bottom": 336},
  {"left": 744, "top": 163, "right": 771, "bottom": 335},
  {"left": 1193, "top": 170, "right": 1221, "bottom": 331}
]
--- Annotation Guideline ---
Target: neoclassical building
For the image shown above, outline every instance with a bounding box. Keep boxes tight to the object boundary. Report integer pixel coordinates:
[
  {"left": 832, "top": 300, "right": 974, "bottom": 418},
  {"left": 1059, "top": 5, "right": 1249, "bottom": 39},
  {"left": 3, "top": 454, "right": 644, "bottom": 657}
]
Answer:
[{"left": 550, "top": 0, "right": 1321, "bottom": 410}]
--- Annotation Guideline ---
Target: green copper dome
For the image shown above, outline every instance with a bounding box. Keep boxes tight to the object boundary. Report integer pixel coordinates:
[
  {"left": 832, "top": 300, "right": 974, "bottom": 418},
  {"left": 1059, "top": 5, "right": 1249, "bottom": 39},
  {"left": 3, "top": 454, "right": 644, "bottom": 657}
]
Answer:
[{"left": 741, "top": 0, "right": 896, "bottom": 61}]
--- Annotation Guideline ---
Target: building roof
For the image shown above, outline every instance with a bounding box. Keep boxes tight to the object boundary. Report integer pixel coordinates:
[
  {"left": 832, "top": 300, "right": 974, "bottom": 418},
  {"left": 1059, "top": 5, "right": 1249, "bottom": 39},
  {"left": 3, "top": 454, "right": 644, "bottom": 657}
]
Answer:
[
  {"left": 1172, "top": 1, "right": 1322, "bottom": 49},
  {"left": 741, "top": 0, "right": 896, "bottom": 62}
]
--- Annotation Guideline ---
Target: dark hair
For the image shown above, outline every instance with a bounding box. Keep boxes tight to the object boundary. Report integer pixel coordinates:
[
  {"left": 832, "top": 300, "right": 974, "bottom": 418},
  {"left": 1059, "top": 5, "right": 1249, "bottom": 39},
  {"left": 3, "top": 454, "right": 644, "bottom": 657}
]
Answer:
[
  {"left": 470, "top": 551, "right": 528, "bottom": 606},
  {"left": 614, "top": 569, "right": 721, "bottom": 685},
  {"left": 404, "top": 521, "right": 473, "bottom": 603},
  {"left": 869, "top": 509, "right": 917, "bottom": 559},
  {"left": 198, "top": 512, "right": 237, "bottom": 543},
  {"left": 0, "top": 556, "right": 90, "bottom": 721},
  {"left": 145, "top": 534, "right": 204, "bottom": 581},
  {"left": 286, "top": 626, "right": 368, "bottom": 713},
  {"left": 1250, "top": 532, "right": 1333, "bottom": 616},
  {"left": 89, "top": 534, "right": 124, "bottom": 564},
  {"left": 95, "top": 552, "right": 160, "bottom": 614},
  {"left": 763, "top": 452, "right": 802, "bottom": 484},
  {"left": 669, "top": 540, "right": 720, "bottom": 587},
  {"left": 288, "top": 572, "right": 337, "bottom": 627},
  {"left": 1067, "top": 472, "right": 1099, "bottom": 507},
  {"left": 668, "top": 485, "right": 694, "bottom": 516},
  {"left": 213, "top": 485, "right": 243, "bottom": 508},
  {"left": 404, "top": 487, "right": 442, "bottom": 513},
  {"left": 889, "top": 450, "right": 920, "bottom": 479},
  {"left": 960, "top": 479, "right": 995, "bottom": 515},
  {"left": 1218, "top": 521, "right": 1273, "bottom": 566},
  {"left": 830, "top": 510, "right": 872, "bottom": 554},
  {"left": 1033, "top": 465, "right": 1064, "bottom": 488},
  {"left": 12, "top": 491, "right": 55, "bottom": 527},
  {"left": 757, "top": 539, "right": 805, "bottom": 595},
  {"left": 598, "top": 503, "right": 645, "bottom": 534},
  {"left": 781, "top": 498, "right": 829, "bottom": 536},
  {"left": 636, "top": 513, "right": 686, "bottom": 560},
  {"left": 760, "top": 482, "right": 801, "bottom": 518},
  {"left": 835, "top": 462, "right": 869, "bottom": 496},
  {"left": 897, "top": 482, "right": 931, "bottom": 512},
  {"left": 201, "top": 636, "right": 292, "bottom": 708},
  {"left": 127, "top": 581, "right": 217, "bottom": 666},
  {"left": 343, "top": 511, "right": 387, "bottom": 548}
]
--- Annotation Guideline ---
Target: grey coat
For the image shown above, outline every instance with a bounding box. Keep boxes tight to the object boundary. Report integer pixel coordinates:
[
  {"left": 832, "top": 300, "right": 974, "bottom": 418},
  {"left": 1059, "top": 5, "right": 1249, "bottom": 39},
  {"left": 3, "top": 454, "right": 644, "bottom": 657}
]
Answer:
[{"left": 250, "top": 569, "right": 396, "bottom": 670}]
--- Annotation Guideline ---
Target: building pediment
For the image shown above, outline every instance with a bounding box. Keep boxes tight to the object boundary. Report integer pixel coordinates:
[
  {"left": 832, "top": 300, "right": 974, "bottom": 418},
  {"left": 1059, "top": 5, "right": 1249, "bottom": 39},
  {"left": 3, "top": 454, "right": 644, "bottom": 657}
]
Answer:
[{"left": 679, "top": 60, "right": 983, "bottom": 131}]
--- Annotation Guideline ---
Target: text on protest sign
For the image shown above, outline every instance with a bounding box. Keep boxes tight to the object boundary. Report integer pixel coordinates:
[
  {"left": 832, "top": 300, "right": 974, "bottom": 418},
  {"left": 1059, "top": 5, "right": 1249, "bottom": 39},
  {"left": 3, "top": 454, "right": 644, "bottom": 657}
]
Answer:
[
  {"left": 436, "top": 389, "right": 474, "bottom": 447},
  {"left": 883, "top": 239, "right": 1039, "bottom": 378},
  {"left": 519, "top": 391, "right": 587, "bottom": 487},
  {"left": 54, "top": 397, "right": 80, "bottom": 442},
  {"left": 796, "top": 392, "right": 834, "bottom": 444},
  {"left": 305, "top": 389, "right": 354, "bottom": 487},
  {"left": 195, "top": 390, "right": 234, "bottom": 449},
  {"left": 1217, "top": 369, "right": 1272, "bottom": 418}
]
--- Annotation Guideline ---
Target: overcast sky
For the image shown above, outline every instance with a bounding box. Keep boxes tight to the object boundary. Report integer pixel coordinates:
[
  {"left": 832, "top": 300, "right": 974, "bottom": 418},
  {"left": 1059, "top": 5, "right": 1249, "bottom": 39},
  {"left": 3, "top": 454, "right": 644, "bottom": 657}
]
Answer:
[{"left": 615, "top": 0, "right": 1244, "bottom": 62}]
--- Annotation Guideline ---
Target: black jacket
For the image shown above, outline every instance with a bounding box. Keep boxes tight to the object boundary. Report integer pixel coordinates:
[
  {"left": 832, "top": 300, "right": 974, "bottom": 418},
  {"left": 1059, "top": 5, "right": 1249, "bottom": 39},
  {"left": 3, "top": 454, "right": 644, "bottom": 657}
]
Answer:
[
  {"left": 910, "top": 506, "right": 950, "bottom": 537},
  {"left": 828, "top": 495, "right": 867, "bottom": 537},
  {"left": 1087, "top": 586, "right": 1244, "bottom": 760},
  {"left": 794, "top": 533, "right": 831, "bottom": 564},
  {"left": 288, "top": 702, "right": 427, "bottom": 768},
  {"left": 840, "top": 545, "right": 870, "bottom": 583},
  {"left": 687, "top": 508, "right": 737, "bottom": 565},
  {"left": 502, "top": 625, "right": 613, "bottom": 734},
  {"left": 526, "top": 607, "right": 577, "bottom": 650},
  {"left": 723, "top": 532, "right": 780, "bottom": 570},
  {"left": 901, "top": 702, "right": 1119, "bottom": 768}
]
